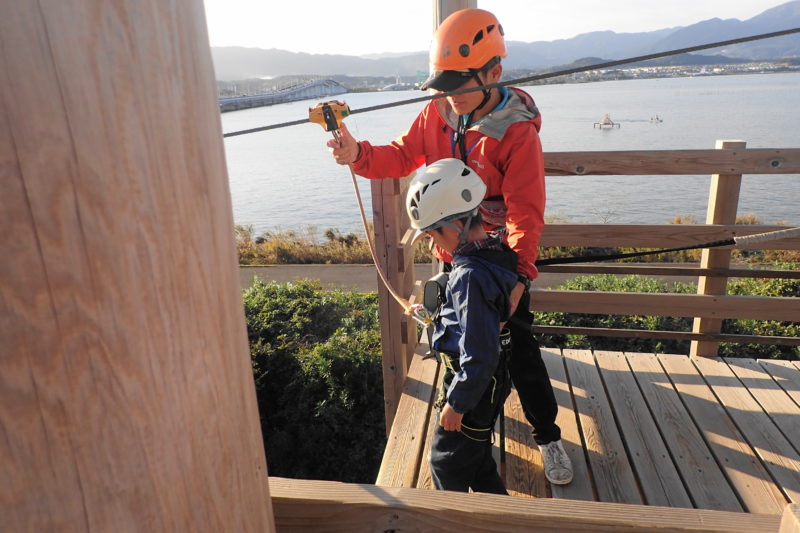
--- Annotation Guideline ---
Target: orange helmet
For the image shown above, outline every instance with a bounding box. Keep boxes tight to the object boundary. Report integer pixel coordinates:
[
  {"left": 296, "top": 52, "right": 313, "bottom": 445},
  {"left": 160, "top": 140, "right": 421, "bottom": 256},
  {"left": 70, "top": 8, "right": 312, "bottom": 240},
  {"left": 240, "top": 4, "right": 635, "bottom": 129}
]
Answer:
[{"left": 421, "top": 8, "right": 506, "bottom": 91}]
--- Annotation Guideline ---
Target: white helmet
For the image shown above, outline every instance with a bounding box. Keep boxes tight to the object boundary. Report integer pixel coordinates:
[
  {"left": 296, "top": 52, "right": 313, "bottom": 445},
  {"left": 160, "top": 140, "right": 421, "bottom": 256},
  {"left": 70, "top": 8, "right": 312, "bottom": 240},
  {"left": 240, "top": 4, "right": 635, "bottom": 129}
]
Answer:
[{"left": 406, "top": 158, "right": 486, "bottom": 243}]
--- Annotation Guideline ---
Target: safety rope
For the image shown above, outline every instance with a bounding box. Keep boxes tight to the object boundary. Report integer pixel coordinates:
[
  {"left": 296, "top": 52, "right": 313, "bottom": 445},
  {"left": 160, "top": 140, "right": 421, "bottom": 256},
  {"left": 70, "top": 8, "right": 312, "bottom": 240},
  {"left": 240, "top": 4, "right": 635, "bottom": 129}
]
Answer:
[
  {"left": 344, "top": 156, "right": 433, "bottom": 326},
  {"left": 313, "top": 108, "right": 431, "bottom": 326},
  {"left": 223, "top": 27, "right": 800, "bottom": 138},
  {"left": 338, "top": 132, "right": 417, "bottom": 315}
]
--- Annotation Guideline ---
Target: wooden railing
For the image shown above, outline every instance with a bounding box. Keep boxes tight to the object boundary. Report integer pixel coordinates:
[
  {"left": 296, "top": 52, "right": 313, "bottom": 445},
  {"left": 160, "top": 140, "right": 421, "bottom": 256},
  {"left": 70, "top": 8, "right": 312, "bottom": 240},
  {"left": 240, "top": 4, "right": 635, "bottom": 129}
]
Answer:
[
  {"left": 370, "top": 143, "right": 800, "bottom": 430},
  {"left": 269, "top": 478, "right": 800, "bottom": 532}
]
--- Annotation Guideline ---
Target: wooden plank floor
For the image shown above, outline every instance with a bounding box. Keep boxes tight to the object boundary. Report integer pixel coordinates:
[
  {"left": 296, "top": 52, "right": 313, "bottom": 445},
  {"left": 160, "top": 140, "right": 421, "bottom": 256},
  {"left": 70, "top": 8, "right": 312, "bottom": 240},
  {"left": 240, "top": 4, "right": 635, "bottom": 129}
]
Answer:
[{"left": 377, "top": 347, "right": 800, "bottom": 515}]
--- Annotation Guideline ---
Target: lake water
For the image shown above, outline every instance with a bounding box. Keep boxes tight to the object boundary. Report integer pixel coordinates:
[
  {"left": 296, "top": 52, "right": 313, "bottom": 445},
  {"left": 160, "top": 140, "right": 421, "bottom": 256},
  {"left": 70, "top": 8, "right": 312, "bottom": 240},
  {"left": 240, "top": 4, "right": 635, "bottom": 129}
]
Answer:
[{"left": 220, "top": 73, "right": 800, "bottom": 238}]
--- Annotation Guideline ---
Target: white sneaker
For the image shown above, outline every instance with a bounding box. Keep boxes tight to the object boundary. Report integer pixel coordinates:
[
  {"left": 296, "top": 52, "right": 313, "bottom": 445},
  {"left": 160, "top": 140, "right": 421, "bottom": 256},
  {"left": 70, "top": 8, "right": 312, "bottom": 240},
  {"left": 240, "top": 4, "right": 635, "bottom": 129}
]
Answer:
[{"left": 539, "top": 440, "right": 573, "bottom": 485}]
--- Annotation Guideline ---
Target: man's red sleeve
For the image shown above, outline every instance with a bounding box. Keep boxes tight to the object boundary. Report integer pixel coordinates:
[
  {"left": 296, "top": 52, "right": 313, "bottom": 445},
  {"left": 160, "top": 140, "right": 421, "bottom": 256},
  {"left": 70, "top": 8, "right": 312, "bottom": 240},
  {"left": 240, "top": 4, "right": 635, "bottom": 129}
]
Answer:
[
  {"left": 351, "top": 108, "right": 430, "bottom": 179},
  {"left": 499, "top": 123, "right": 546, "bottom": 280}
]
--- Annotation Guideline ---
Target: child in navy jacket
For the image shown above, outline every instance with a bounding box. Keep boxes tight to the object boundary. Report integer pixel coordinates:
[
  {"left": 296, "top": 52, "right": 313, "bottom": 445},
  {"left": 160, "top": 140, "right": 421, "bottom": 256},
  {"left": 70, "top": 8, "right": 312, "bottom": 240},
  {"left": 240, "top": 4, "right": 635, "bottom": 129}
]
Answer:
[{"left": 406, "top": 158, "right": 518, "bottom": 494}]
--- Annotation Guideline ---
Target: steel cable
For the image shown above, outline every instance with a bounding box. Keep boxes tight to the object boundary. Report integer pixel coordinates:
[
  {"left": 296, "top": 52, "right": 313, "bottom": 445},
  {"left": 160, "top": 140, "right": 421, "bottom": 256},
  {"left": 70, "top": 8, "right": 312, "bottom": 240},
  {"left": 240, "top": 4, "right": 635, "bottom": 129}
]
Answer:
[{"left": 223, "top": 27, "right": 800, "bottom": 138}]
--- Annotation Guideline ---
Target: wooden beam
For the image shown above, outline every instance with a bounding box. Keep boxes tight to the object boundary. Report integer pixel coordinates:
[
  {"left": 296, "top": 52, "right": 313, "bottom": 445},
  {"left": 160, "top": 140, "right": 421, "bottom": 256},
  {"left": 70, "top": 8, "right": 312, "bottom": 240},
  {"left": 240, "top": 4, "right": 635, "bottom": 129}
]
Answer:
[
  {"left": 537, "top": 264, "right": 800, "bottom": 280},
  {"left": 757, "top": 360, "right": 800, "bottom": 406},
  {"left": 400, "top": 227, "right": 418, "bottom": 274},
  {"left": 626, "top": 355, "right": 741, "bottom": 511},
  {"left": 533, "top": 326, "right": 800, "bottom": 347},
  {"left": 376, "top": 340, "right": 439, "bottom": 488},
  {"left": 268, "top": 477, "right": 783, "bottom": 533},
  {"left": 433, "top": 0, "right": 477, "bottom": 28},
  {"left": 691, "top": 357, "right": 800, "bottom": 504},
  {"left": 0, "top": 1, "right": 273, "bottom": 530},
  {"left": 692, "top": 140, "right": 745, "bottom": 356},
  {"left": 540, "top": 349, "right": 595, "bottom": 502},
  {"left": 371, "top": 178, "right": 408, "bottom": 432},
  {"left": 531, "top": 290, "right": 800, "bottom": 322},
  {"left": 502, "top": 389, "right": 547, "bottom": 499},
  {"left": 539, "top": 224, "right": 800, "bottom": 249},
  {"left": 780, "top": 504, "right": 800, "bottom": 533},
  {"left": 594, "top": 352, "right": 692, "bottom": 508},
  {"left": 544, "top": 148, "right": 800, "bottom": 176},
  {"left": 659, "top": 355, "right": 787, "bottom": 514},
  {"left": 725, "top": 358, "right": 800, "bottom": 454},
  {"left": 563, "top": 350, "right": 642, "bottom": 505}
]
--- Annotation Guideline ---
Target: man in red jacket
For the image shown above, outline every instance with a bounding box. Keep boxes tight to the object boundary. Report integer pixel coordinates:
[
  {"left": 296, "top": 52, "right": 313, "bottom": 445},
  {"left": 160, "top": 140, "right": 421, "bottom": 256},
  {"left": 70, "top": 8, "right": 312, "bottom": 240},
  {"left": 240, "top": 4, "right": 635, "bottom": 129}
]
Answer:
[{"left": 328, "top": 8, "right": 572, "bottom": 485}]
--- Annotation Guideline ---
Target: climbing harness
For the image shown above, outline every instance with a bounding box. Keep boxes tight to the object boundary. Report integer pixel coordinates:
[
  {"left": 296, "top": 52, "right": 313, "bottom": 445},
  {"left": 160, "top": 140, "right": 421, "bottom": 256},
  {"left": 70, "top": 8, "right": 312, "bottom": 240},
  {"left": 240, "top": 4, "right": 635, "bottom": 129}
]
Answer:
[
  {"left": 497, "top": 328, "right": 512, "bottom": 462},
  {"left": 224, "top": 27, "right": 800, "bottom": 138},
  {"left": 309, "top": 101, "right": 431, "bottom": 326},
  {"left": 433, "top": 328, "right": 512, "bottom": 443}
]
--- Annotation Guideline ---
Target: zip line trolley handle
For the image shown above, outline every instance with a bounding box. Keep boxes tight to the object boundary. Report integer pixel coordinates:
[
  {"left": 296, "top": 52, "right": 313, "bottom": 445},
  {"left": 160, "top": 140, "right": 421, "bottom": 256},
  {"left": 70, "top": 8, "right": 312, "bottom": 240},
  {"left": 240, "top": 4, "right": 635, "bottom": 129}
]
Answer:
[{"left": 309, "top": 100, "right": 351, "bottom": 141}]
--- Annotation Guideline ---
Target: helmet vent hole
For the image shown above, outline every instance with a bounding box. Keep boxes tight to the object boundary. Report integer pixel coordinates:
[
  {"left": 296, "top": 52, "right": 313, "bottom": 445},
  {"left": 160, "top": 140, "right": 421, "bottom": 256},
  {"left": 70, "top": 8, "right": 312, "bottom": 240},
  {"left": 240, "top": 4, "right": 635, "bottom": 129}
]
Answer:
[
  {"left": 431, "top": 179, "right": 441, "bottom": 186},
  {"left": 410, "top": 207, "right": 419, "bottom": 221},
  {"left": 487, "top": 24, "right": 495, "bottom": 34},
  {"left": 461, "top": 168, "right": 470, "bottom": 176},
  {"left": 462, "top": 190, "right": 472, "bottom": 202},
  {"left": 498, "top": 24, "right": 505, "bottom": 36},
  {"left": 472, "top": 30, "right": 484, "bottom": 45},
  {"left": 458, "top": 44, "right": 470, "bottom": 57}
]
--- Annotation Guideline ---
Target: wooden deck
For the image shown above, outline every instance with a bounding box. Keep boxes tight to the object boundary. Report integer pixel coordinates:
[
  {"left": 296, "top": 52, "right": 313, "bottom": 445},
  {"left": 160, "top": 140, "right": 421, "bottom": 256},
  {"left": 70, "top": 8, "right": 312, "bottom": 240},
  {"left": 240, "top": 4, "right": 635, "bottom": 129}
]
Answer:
[{"left": 377, "top": 345, "right": 800, "bottom": 515}]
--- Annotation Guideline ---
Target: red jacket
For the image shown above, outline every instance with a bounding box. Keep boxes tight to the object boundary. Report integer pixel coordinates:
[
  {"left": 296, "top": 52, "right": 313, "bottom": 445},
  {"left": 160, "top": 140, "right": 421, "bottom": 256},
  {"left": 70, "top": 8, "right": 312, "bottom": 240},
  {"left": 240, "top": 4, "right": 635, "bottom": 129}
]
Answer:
[{"left": 352, "top": 87, "right": 545, "bottom": 280}]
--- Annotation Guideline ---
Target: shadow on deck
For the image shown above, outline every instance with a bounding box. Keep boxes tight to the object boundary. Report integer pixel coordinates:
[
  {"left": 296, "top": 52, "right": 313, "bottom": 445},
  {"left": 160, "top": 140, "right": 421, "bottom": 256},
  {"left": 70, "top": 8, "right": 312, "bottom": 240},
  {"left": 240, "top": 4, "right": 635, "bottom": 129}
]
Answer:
[{"left": 378, "top": 345, "right": 800, "bottom": 515}]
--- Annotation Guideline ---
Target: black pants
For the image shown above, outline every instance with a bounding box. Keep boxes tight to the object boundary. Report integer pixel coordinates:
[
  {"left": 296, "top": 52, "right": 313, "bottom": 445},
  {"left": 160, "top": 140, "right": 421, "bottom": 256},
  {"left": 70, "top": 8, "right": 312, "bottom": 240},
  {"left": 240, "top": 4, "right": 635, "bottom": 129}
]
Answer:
[
  {"left": 430, "top": 358, "right": 510, "bottom": 494},
  {"left": 509, "top": 290, "right": 561, "bottom": 445},
  {"left": 429, "top": 419, "right": 508, "bottom": 494}
]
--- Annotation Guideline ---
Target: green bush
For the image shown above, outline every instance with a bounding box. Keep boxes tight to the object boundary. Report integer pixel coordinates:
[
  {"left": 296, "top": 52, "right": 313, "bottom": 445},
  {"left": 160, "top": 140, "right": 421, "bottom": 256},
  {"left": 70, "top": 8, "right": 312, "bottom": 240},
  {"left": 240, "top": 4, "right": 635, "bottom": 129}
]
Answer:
[
  {"left": 243, "top": 279, "right": 386, "bottom": 482},
  {"left": 719, "top": 267, "right": 800, "bottom": 359},
  {"left": 534, "top": 272, "right": 799, "bottom": 359}
]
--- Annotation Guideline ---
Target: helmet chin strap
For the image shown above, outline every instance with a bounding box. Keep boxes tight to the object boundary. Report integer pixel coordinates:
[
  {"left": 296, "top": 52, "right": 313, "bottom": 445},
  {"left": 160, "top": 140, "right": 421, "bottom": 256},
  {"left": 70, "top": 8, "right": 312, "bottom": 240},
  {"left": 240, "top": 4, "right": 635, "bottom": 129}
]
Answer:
[
  {"left": 456, "top": 70, "right": 492, "bottom": 164},
  {"left": 436, "top": 209, "right": 477, "bottom": 250},
  {"left": 471, "top": 70, "right": 493, "bottom": 112}
]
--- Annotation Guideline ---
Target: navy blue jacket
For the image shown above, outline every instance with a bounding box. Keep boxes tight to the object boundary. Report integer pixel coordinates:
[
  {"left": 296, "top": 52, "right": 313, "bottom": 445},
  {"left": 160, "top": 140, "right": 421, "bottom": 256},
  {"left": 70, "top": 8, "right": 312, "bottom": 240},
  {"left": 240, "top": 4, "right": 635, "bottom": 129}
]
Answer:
[{"left": 432, "top": 249, "right": 519, "bottom": 414}]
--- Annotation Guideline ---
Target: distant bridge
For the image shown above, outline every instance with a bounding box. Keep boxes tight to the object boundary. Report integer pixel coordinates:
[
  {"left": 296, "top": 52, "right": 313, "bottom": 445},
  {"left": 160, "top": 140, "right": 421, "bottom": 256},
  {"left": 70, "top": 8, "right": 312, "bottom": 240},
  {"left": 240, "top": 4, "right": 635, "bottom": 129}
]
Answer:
[{"left": 219, "top": 79, "right": 348, "bottom": 113}]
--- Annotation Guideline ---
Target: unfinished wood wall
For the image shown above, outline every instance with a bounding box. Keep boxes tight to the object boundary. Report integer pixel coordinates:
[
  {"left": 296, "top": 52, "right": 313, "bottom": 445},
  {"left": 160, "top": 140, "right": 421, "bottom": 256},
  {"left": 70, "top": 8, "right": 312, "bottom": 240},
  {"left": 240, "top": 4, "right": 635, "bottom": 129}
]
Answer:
[{"left": 0, "top": 1, "right": 274, "bottom": 530}]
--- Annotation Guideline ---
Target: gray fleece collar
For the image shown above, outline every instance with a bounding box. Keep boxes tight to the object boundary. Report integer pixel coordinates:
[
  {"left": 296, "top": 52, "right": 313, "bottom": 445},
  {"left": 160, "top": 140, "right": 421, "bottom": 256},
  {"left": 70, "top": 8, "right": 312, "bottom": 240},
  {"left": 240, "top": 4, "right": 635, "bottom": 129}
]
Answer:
[{"left": 436, "top": 89, "right": 538, "bottom": 140}]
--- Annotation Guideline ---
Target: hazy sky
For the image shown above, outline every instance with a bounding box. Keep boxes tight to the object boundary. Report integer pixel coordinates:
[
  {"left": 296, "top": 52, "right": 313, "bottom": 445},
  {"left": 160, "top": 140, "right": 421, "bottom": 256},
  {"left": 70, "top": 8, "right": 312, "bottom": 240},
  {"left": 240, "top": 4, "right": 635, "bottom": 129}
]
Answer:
[{"left": 203, "top": 1, "right": 790, "bottom": 55}]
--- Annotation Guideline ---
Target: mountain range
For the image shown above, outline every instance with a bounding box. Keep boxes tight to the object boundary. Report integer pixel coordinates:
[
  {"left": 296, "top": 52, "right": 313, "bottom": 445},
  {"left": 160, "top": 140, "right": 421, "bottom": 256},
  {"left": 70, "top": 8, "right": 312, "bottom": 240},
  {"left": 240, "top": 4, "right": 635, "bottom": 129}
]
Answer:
[{"left": 211, "top": 1, "right": 800, "bottom": 81}]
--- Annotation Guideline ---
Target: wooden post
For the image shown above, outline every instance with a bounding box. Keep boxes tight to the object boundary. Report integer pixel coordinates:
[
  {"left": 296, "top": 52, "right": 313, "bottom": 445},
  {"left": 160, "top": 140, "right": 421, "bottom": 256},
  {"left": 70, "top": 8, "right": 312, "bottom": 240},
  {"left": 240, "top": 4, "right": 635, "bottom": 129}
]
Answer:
[
  {"left": 366, "top": 0, "right": 478, "bottom": 433},
  {"left": 780, "top": 504, "right": 800, "bottom": 533},
  {"left": 0, "top": 1, "right": 274, "bottom": 531},
  {"left": 433, "top": 0, "right": 477, "bottom": 28},
  {"left": 690, "top": 140, "right": 746, "bottom": 357},
  {"left": 398, "top": 179, "right": 419, "bottom": 369},
  {"left": 371, "top": 178, "right": 411, "bottom": 432}
]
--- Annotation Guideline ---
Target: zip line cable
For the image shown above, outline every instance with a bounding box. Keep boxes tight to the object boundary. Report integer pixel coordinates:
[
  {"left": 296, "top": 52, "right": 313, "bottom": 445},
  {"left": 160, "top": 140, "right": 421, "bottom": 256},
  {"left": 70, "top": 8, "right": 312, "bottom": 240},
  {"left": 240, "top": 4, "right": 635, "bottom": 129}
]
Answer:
[
  {"left": 535, "top": 227, "right": 800, "bottom": 266},
  {"left": 223, "top": 27, "right": 800, "bottom": 138}
]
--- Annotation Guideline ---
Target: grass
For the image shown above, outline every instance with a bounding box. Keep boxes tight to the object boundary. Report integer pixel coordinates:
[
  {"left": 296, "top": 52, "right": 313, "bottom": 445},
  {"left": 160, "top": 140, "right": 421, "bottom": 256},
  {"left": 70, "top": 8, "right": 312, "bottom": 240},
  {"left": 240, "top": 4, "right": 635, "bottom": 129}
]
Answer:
[
  {"left": 236, "top": 224, "right": 431, "bottom": 265},
  {"left": 236, "top": 214, "right": 800, "bottom": 266}
]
